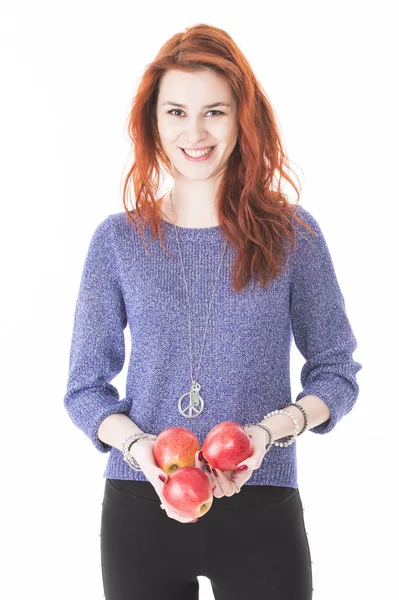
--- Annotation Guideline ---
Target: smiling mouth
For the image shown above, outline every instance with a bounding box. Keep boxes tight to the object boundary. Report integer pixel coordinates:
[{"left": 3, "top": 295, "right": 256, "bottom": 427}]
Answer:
[
  {"left": 179, "top": 146, "right": 216, "bottom": 159},
  {"left": 182, "top": 145, "right": 214, "bottom": 150}
]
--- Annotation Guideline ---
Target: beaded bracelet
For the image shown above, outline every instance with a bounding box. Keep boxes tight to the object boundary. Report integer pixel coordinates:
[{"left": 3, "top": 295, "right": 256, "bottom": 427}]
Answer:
[
  {"left": 243, "top": 403, "right": 308, "bottom": 450},
  {"left": 261, "top": 402, "right": 309, "bottom": 447},
  {"left": 242, "top": 422, "right": 274, "bottom": 454}
]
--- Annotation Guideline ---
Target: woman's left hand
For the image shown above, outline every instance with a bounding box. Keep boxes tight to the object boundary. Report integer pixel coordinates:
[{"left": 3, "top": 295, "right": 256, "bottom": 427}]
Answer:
[{"left": 201, "top": 426, "right": 270, "bottom": 498}]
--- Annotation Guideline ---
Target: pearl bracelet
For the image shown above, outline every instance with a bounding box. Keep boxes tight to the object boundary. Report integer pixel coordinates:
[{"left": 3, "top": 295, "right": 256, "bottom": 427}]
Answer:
[
  {"left": 280, "top": 402, "right": 309, "bottom": 436},
  {"left": 261, "top": 402, "right": 309, "bottom": 447},
  {"left": 262, "top": 409, "right": 300, "bottom": 447}
]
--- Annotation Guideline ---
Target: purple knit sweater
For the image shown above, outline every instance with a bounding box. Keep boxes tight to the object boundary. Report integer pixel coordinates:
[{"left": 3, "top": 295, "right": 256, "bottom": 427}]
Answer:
[{"left": 63, "top": 205, "right": 362, "bottom": 487}]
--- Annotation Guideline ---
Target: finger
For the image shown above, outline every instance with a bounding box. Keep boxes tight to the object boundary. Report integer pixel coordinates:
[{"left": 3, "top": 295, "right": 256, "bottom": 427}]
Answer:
[
  {"left": 213, "top": 468, "right": 248, "bottom": 496},
  {"left": 155, "top": 475, "right": 168, "bottom": 500},
  {"left": 204, "top": 465, "right": 221, "bottom": 497},
  {"left": 231, "top": 470, "right": 253, "bottom": 489},
  {"left": 194, "top": 450, "right": 203, "bottom": 470},
  {"left": 215, "top": 468, "right": 238, "bottom": 497},
  {"left": 205, "top": 462, "right": 214, "bottom": 481},
  {"left": 235, "top": 456, "right": 262, "bottom": 473},
  {"left": 235, "top": 462, "right": 249, "bottom": 472},
  {"left": 212, "top": 467, "right": 230, "bottom": 488},
  {"left": 212, "top": 483, "right": 224, "bottom": 498},
  {"left": 203, "top": 462, "right": 226, "bottom": 496},
  {"left": 209, "top": 467, "right": 229, "bottom": 497}
]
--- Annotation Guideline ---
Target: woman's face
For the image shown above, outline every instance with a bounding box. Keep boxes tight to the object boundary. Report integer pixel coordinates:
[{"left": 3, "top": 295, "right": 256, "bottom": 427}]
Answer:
[{"left": 156, "top": 68, "right": 238, "bottom": 180}]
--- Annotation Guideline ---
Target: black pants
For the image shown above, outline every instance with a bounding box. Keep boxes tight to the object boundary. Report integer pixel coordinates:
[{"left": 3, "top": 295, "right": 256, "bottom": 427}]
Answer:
[{"left": 100, "top": 478, "right": 313, "bottom": 600}]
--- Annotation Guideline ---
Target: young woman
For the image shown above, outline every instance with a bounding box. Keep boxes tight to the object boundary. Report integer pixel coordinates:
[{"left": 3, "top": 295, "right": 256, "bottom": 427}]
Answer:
[{"left": 64, "top": 23, "right": 362, "bottom": 600}]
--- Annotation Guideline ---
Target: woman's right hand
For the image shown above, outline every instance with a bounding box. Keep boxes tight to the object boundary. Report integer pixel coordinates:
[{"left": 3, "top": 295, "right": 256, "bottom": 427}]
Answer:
[{"left": 131, "top": 440, "right": 209, "bottom": 524}]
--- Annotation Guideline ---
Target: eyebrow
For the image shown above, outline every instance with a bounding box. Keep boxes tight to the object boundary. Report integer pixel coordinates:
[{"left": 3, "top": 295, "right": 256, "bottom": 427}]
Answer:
[{"left": 161, "top": 101, "right": 231, "bottom": 109}]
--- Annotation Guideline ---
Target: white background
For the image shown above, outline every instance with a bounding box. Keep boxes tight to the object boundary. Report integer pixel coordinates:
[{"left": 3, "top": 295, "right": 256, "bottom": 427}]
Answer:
[{"left": 1, "top": 1, "right": 397, "bottom": 598}]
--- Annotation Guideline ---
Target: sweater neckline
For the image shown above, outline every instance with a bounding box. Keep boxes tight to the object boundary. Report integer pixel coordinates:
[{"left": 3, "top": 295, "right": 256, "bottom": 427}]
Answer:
[{"left": 160, "top": 216, "right": 222, "bottom": 242}]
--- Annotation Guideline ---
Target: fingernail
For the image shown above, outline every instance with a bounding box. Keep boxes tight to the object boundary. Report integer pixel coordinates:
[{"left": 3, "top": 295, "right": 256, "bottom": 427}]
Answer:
[
  {"left": 198, "top": 451, "right": 203, "bottom": 461},
  {"left": 235, "top": 465, "right": 248, "bottom": 472},
  {"left": 206, "top": 464, "right": 212, "bottom": 473},
  {"left": 158, "top": 474, "right": 167, "bottom": 483},
  {"left": 212, "top": 468, "right": 218, "bottom": 477}
]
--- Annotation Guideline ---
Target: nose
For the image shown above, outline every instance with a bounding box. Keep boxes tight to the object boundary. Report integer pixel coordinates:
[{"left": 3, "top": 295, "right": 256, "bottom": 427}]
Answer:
[{"left": 182, "top": 117, "right": 209, "bottom": 145}]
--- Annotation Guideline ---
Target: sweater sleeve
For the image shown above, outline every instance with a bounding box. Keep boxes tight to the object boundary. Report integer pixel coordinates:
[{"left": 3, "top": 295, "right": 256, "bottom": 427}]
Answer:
[
  {"left": 63, "top": 215, "right": 132, "bottom": 452},
  {"left": 289, "top": 207, "right": 362, "bottom": 434}
]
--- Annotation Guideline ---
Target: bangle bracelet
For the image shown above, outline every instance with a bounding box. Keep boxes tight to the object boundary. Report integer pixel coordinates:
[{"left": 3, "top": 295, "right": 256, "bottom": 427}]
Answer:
[{"left": 122, "top": 433, "right": 157, "bottom": 471}]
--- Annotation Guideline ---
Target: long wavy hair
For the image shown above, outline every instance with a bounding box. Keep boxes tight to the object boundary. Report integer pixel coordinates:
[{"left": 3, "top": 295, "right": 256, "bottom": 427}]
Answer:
[{"left": 121, "top": 23, "right": 315, "bottom": 292}]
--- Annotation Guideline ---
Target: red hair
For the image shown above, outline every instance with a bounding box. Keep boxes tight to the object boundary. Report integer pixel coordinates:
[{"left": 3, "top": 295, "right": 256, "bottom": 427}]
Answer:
[{"left": 122, "top": 23, "right": 315, "bottom": 292}]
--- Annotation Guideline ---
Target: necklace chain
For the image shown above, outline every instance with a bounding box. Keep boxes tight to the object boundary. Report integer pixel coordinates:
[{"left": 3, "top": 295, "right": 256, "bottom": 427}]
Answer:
[{"left": 170, "top": 188, "right": 228, "bottom": 416}]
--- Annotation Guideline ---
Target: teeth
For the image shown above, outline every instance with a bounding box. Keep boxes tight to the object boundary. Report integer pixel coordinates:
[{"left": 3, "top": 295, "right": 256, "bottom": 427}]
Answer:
[{"left": 183, "top": 146, "right": 214, "bottom": 158}]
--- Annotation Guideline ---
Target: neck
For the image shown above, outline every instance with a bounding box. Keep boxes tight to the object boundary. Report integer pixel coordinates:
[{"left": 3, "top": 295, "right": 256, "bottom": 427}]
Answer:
[{"left": 160, "top": 181, "right": 220, "bottom": 228}]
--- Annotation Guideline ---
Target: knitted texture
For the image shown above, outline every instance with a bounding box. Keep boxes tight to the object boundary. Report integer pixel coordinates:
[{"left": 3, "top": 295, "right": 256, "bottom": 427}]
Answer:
[{"left": 63, "top": 205, "right": 362, "bottom": 487}]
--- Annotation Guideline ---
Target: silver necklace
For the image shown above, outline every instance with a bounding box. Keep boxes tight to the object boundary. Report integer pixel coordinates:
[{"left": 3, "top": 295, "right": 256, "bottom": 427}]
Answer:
[{"left": 169, "top": 189, "right": 228, "bottom": 418}]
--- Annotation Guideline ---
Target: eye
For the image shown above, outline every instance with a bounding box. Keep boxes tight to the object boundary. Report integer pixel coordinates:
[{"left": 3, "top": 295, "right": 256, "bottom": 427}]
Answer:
[{"left": 167, "top": 109, "right": 224, "bottom": 117}]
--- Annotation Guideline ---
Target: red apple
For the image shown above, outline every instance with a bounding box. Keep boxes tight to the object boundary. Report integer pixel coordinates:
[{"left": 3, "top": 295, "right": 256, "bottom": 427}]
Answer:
[
  {"left": 162, "top": 466, "right": 213, "bottom": 519},
  {"left": 202, "top": 421, "right": 253, "bottom": 471},
  {"left": 153, "top": 427, "right": 201, "bottom": 475}
]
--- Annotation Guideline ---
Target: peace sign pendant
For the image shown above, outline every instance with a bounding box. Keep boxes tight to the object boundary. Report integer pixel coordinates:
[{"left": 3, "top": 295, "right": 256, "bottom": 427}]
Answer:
[{"left": 178, "top": 380, "right": 204, "bottom": 418}]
